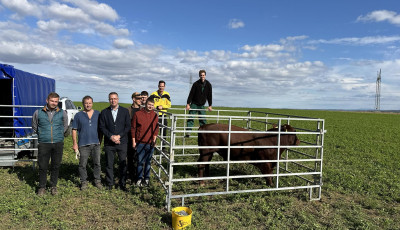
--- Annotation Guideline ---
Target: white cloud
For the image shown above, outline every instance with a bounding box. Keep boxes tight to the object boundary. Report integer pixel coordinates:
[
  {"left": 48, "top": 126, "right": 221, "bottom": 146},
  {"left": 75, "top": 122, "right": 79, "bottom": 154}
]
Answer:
[
  {"left": 64, "top": 0, "right": 119, "bottom": 22},
  {"left": 48, "top": 2, "right": 91, "bottom": 23},
  {"left": 228, "top": 19, "right": 245, "bottom": 29},
  {"left": 113, "top": 38, "right": 134, "bottom": 49},
  {"left": 311, "top": 35, "right": 400, "bottom": 45},
  {"left": 0, "top": 0, "right": 42, "bottom": 17},
  {"left": 357, "top": 10, "right": 400, "bottom": 26},
  {"left": 1, "top": 0, "right": 127, "bottom": 37}
]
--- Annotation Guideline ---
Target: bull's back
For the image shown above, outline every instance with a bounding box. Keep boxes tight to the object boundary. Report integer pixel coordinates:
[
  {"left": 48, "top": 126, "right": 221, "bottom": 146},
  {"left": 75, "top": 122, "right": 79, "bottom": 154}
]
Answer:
[{"left": 198, "top": 123, "right": 250, "bottom": 147}]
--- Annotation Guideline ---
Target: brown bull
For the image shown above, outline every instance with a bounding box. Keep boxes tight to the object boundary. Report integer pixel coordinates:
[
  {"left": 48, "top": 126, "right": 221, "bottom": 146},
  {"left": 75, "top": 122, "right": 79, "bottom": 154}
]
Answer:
[{"left": 197, "top": 123, "right": 300, "bottom": 186}]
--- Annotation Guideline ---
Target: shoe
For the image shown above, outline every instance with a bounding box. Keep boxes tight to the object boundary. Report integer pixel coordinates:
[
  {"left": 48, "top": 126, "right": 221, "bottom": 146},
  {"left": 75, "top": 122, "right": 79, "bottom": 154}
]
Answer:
[
  {"left": 50, "top": 187, "right": 58, "bottom": 195},
  {"left": 37, "top": 188, "right": 46, "bottom": 196},
  {"left": 80, "top": 181, "right": 88, "bottom": 190},
  {"left": 95, "top": 182, "right": 103, "bottom": 189},
  {"left": 143, "top": 179, "right": 150, "bottom": 187},
  {"left": 136, "top": 179, "right": 143, "bottom": 187}
]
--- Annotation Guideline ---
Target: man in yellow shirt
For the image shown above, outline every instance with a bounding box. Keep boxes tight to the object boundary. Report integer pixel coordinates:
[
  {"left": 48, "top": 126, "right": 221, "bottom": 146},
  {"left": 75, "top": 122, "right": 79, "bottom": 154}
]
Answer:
[{"left": 149, "top": 80, "right": 171, "bottom": 150}]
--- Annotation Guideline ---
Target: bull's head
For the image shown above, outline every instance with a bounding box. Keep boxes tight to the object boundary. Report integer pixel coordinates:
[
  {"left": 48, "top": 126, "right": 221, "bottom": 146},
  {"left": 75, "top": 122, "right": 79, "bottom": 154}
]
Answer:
[{"left": 282, "top": 124, "right": 300, "bottom": 146}]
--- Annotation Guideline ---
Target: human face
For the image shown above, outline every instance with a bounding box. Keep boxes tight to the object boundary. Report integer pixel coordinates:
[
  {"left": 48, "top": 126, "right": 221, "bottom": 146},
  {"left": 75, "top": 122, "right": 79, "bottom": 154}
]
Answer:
[
  {"left": 200, "top": 72, "right": 206, "bottom": 82},
  {"left": 134, "top": 96, "right": 142, "bottom": 106},
  {"left": 83, "top": 98, "right": 93, "bottom": 111},
  {"left": 46, "top": 97, "right": 59, "bottom": 110},
  {"left": 141, "top": 95, "right": 148, "bottom": 104},
  {"left": 145, "top": 101, "right": 154, "bottom": 112},
  {"left": 108, "top": 94, "right": 119, "bottom": 108},
  {"left": 158, "top": 83, "right": 165, "bottom": 93}
]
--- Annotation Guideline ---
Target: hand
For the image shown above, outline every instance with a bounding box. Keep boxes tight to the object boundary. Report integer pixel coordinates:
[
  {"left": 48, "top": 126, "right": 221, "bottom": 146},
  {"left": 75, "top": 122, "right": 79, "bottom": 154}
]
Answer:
[
  {"left": 132, "top": 142, "right": 136, "bottom": 149},
  {"left": 158, "top": 105, "right": 163, "bottom": 110},
  {"left": 186, "top": 104, "right": 190, "bottom": 110},
  {"left": 208, "top": 106, "right": 212, "bottom": 111},
  {"left": 72, "top": 143, "right": 78, "bottom": 152}
]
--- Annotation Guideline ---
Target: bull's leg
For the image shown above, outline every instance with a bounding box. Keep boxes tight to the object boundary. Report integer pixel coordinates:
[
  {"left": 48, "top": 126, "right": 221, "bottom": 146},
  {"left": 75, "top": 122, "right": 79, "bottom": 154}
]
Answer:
[
  {"left": 198, "top": 150, "right": 214, "bottom": 186},
  {"left": 255, "top": 163, "right": 275, "bottom": 187}
]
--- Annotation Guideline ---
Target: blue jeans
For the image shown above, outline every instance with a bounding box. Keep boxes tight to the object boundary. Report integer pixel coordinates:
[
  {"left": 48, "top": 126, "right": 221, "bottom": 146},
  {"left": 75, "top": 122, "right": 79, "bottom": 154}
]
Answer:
[
  {"left": 38, "top": 142, "right": 64, "bottom": 188},
  {"left": 79, "top": 144, "right": 101, "bottom": 183},
  {"left": 136, "top": 143, "right": 154, "bottom": 180}
]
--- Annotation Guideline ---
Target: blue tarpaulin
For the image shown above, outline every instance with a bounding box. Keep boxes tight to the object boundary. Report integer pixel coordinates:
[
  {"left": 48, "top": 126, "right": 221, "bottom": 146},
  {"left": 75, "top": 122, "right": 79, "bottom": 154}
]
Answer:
[{"left": 0, "top": 63, "right": 55, "bottom": 137}]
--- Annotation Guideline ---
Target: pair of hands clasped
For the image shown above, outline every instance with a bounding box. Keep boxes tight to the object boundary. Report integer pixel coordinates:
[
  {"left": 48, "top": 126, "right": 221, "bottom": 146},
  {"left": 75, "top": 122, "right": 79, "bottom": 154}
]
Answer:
[{"left": 111, "top": 134, "right": 121, "bottom": 144}]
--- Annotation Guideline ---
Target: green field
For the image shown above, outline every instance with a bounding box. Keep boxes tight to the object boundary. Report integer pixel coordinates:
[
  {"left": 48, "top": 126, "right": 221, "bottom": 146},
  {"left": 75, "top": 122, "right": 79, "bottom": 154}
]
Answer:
[{"left": 0, "top": 104, "right": 399, "bottom": 229}]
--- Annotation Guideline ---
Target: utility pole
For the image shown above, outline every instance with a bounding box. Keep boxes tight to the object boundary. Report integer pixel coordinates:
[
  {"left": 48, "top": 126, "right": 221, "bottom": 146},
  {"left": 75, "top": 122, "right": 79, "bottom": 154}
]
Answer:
[
  {"left": 375, "top": 69, "right": 381, "bottom": 110},
  {"left": 189, "top": 74, "right": 192, "bottom": 90}
]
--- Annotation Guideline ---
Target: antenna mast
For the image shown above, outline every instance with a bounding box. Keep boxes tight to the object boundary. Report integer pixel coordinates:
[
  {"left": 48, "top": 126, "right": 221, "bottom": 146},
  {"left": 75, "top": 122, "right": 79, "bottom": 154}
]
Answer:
[
  {"left": 189, "top": 74, "right": 192, "bottom": 89},
  {"left": 375, "top": 69, "right": 381, "bottom": 110}
]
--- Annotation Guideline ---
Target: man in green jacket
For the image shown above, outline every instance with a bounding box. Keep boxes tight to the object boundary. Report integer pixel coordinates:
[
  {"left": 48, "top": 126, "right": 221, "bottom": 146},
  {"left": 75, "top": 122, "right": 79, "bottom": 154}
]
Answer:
[
  {"left": 32, "top": 92, "right": 68, "bottom": 196},
  {"left": 185, "top": 70, "right": 213, "bottom": 137}
]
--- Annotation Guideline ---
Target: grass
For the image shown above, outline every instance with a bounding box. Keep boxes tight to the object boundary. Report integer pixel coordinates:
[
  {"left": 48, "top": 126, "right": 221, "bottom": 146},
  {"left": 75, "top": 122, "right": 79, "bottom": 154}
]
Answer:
[{"left": 0, "top": 104, "right": 399, "bottom": 229}]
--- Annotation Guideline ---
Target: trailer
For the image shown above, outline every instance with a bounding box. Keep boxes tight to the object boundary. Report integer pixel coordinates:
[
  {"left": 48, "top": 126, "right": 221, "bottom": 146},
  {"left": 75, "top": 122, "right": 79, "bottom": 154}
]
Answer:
[{"left": 0, "top": 63, "right": 55, "bottom": 166}]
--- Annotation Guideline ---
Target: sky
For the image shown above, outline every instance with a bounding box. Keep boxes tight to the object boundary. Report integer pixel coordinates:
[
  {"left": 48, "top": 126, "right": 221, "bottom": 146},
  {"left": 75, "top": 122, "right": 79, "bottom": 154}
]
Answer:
[{"left": 0, "top": 0, "right": 399, "bottom": 110}]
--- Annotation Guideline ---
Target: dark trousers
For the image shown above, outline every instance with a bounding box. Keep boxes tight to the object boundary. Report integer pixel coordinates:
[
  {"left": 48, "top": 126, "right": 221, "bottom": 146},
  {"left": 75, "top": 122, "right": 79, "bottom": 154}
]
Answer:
[
  {"left": 136, "top": 143, "right": 154, "bottom": 180},
  {"left": 38, "top": 142, "right": 64, "bottom": 188},
  {"left": 79, "top": 144, "right": 101, "bottom": 183},
  {"left": 104, "top": 144, "right": 127, "bottom": 187},
  {"left": 127, "top": 144, "right": 138, "bottom": 181},
  {"left": 158, "top": 116, "right": 168, "bottom": 145}
]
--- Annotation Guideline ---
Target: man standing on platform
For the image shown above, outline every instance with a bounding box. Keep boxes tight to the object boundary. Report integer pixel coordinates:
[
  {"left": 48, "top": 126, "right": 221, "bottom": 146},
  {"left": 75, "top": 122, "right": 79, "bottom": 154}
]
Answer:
[
  {"left": 185, "top": 69, "right": 212, "bottom": 137},
  {"left": 149, "top": 81, "right": 171, "bottom": 149}
]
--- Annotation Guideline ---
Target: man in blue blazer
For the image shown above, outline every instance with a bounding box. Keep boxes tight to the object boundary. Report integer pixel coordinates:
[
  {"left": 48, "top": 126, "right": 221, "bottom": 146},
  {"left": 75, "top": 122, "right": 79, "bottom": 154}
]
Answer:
[{"left": 99, "top": 92, "right": 131, "bottom": 191}]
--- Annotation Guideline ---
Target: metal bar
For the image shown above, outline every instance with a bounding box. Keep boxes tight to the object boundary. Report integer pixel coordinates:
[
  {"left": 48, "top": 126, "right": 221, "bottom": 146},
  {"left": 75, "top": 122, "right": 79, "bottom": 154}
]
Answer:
[
  {"left": 0, "top": 148, "right": 38, "bottom": 151},
  {"left": 0, "top": 127, "right": 33, "bottom": 129},
  {"left": 0, "top": 137, "right": 37, "bottom": 140},
  {"left": 172, "top": 172, "right": 321, "bottom": 182},
  {"left": 0, "top": 105, "right": 42, "bottom": 108},
  {"left": 170, "top": 185, "right": 321, "bottom": 199},
  {"left": 171, "top": 158, "right": 322, "bottom": 165}
]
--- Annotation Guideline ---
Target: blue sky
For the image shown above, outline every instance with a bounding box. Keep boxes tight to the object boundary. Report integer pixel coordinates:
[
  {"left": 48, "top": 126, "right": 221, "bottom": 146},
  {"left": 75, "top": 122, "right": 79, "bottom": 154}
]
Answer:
[{"left": 0, "top": 0, "right": 399, "bottom": 110}]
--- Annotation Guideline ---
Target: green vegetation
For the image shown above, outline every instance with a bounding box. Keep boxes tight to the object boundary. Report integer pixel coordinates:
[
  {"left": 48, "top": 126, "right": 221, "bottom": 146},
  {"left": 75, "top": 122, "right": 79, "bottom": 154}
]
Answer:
[{"left": 1, "top": 104, "right": 399, "bottom": 229}]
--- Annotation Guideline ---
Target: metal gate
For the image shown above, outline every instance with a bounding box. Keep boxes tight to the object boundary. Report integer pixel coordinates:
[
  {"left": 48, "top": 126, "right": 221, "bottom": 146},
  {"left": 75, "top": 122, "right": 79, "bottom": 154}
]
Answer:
[
  {"left": 0, "top": 104, "right": 40, "bottom": 166},
  {"left": 151, "top": 109, "right": 325, "bottom": 211}
]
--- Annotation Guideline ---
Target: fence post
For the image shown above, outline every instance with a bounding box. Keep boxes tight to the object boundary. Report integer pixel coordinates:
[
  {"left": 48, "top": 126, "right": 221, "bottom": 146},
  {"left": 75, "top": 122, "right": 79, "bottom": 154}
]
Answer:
[{"left": 226, "top": 117, "right": 232, "bottom": 192}]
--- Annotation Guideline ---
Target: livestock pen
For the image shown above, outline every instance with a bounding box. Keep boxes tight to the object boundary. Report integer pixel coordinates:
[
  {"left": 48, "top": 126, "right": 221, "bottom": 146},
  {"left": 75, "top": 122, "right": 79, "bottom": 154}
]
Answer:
[{"left": 152, "top": 108, "right": 326, "bottom": 211}]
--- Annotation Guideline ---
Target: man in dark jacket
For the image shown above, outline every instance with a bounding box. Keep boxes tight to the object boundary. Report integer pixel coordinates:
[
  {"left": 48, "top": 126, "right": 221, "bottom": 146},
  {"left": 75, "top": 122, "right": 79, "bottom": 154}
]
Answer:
[
  {"left": 185, "top": 69, "right": 212, "bottom": 137},
  {"left": 99, "top": 92, "right": 131, "bottom": 191},
  {"left": 32, "top": 92, "right": 68, "bottom": 196}
]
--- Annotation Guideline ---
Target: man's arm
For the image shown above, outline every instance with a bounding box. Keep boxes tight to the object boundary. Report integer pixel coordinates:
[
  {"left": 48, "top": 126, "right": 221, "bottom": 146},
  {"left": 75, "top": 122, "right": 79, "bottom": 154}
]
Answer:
[
  {"left": 32, "top": 110, "right": 39, "bottom": 133},
  {"left": 99, "top": 110, "right": 112, "bottom": 140},
  {"left": 63, "top": 110, "right": 68, "bottom": 133},
  {"left": 117, "top": 108, "right": 131, "bottom": 139},
  {"left": 131, "top": 113, "right": 137, "bottom": 148},
  {"left": 207, "top": 82, "right": 212, "bottom": 111},
  {"left": 72, "top": 129, "right": 78, "bottom": 151},
  {"left": 186, "top": 84, "right": 195, "bottom": 110}
]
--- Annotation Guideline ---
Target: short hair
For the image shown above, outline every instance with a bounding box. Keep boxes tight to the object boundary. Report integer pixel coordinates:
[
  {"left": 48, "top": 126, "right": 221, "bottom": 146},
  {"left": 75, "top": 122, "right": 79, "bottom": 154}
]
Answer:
[
  {"left": 199, "top": 69, "right": 206, "bottom": 76},
  {"left": 82, "top": 95, "right": 93, "bottom": 104},
  {"left": 47, "top": 92, "right": 60, "bottom": 100},
  {"left": 108, "top": 92, "right": 118, "bottom": 98},
  {"left": 141, "top": 91, "right": 149, "bottom": 97},
  {"left": 131, "top": 92, "right": 141, "bottom": 99},
  {"left": 158, "top": 80, "right": 165, "bottom": 86},
  {"left": 146, "top": 97, "right": 155, "bottom": 104}
]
